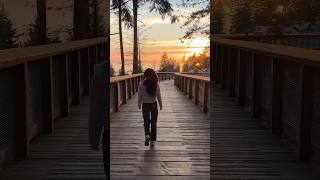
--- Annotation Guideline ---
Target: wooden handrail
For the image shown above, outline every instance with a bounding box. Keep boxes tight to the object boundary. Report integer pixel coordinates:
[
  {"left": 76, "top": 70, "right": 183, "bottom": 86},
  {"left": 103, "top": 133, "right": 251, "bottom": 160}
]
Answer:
[
  {"left": 110, "top": 73, "right": 143, "bottom": 84},
  {"left": 0, "top": 37, "right": 108, "bottom": 70},
  {"left": 175, "top": 73, "right": 210, "bottom": 82},
  {"left": 213, "top": 37, "right": 320, "bottom": 67}
]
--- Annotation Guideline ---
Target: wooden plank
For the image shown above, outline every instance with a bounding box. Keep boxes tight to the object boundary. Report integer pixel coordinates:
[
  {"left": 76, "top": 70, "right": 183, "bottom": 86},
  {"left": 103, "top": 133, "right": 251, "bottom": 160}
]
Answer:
[{"left": 212, "top": 84, "right": 319, "bottom": 179}]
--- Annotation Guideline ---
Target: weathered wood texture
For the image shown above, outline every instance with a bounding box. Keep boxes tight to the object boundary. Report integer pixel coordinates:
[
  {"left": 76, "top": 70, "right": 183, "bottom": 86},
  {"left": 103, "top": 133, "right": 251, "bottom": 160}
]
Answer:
[
  {"left": 0, "top": 98, "right": 106, "bottom": 180},
  {"left": 110, "top": 80, "right": 210, "bottom": 179},
  {"left": 211, "top": 84, "right": 320, "bottom": 179},
  {"left": 174, "top": 73, "right": 210, "bottom": 113},
  {"left": 213, "top": 36, "right": 320, "bottom": 172}
]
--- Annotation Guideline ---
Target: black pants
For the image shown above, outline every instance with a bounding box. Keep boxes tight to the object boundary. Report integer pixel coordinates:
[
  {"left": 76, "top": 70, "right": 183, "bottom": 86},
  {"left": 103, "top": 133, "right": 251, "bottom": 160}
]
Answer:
[{"left": 142, "top": 102, "right": 158, "bottom": 141}]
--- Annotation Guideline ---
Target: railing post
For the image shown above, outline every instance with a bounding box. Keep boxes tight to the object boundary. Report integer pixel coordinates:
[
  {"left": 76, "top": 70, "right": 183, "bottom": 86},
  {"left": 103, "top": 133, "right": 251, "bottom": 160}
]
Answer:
[
  {"left": 237, "top": 50, "right": 246, "bottom": 105},
  {"left": 204, "top": 82, "right": 209, "bottom": 113},
  {"left": 195, "top": 80, "right": 199, "bottom": 105},
  {"left": 14, "top": 64, "right": 29, "bottom": 158},
  {"left": 128, "top": 79, "right": 132, "bottom": 99},
  {"left": 43, "top": 58, "right": 54, "bottom": 133},
  {"left": 184, "top": 78, "right": 188, "bottom": 95},
  {"left": 122, "top": 81, "right": 127, "bottom": 104},
  {"left": 62, "top": 54, "right": 69, "bottom": 116},
  {"left": 114, "top": 82, "right": 120, "bottom": 112},
  {"left": 189, "top": 79, "right": 193, "bottom": 99},
  {"left": 252, "top": 53, "right": 261, "bottom": 118},
  {"left": 271, "top": 57, "right": 283, "bottom": 135},
  {"left": 298, "top": 65, "right": 314, "bottom": 161},
  {"left": 228, "top": 48, "right": 236, "bottom": 97},
  {"left": 222, "top": 47, "right": 229, "bottom": 90}
]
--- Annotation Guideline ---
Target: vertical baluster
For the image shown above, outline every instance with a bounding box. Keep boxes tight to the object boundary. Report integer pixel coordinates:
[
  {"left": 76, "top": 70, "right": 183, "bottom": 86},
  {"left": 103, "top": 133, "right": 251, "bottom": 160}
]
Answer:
[
  {"left": 114, "top": 82, "right": 120, "bottom": 112},
  {"left": 298, "top": 65, "right": 314, "bottom": 161},
  {"left": 271, "top": 57, "right": 283, "bottom": 135}
]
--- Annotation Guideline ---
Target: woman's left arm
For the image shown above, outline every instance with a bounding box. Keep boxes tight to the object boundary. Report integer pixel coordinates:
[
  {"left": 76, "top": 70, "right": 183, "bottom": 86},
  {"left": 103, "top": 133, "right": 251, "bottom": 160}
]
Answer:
[{"left": 156, "top": 85, "right": 162, "bottom": 110}]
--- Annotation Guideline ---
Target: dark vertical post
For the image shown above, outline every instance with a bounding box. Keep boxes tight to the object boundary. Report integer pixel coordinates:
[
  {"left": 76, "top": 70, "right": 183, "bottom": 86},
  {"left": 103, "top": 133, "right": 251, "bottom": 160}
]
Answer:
[
  {"left": 238, "top": 50, "right": 246, "bottom": 105},
  {"left": 184, "top": 78, "right": 188, "bottom": 95},
  {"left": 14, "top": 64, "right": 29, "bottom": 159},
  {"left": 298, "top": 65, "right": 314, "bottom": 161},
  {"left": 204, "top": 81, "right": 209, "bottom": 113},
  {"left": 271, "top": 57, "right": 283, "bottom": 135},
  {"left": 128, "top": 79, "right": 132, "bottom": 99},
  {"left": 62, "top": 54, "right": 69, "bottom": 116},
  {"left": 122, "top": 81, "right": 127, "bottom": 104},
  {"left": 252, "top": 53, "right": 261, "bottom": 118},
  {"left": 189, "top": 79, "right": 193, "bottom": 99},
  {"left": 195, "top": 80, "right": 199, "bottom": 105},
  {"left": 43, "top": 58, "right": 53, "bottom": 133},
  {"left": 228, "top": 48, "right": 236, "bottom": 96},
  {"left": 221, "top": 47, "right": 227, "bottom": 89},
  {"left": 114, "top": 82, "right": 120, "bottom": 112}
]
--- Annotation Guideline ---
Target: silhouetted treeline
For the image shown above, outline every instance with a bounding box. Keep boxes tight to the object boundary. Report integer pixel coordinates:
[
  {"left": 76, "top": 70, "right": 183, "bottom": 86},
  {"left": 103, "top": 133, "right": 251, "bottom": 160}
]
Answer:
[{"left": 212, "top": 0, "right": 320, "bottom": 34}]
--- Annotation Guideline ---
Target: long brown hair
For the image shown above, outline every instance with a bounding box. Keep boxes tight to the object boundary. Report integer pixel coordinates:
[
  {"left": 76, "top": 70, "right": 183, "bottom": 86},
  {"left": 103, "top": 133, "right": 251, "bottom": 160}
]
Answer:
[{"left": 143, "top": 68, "right": 159, "bottom": 96}]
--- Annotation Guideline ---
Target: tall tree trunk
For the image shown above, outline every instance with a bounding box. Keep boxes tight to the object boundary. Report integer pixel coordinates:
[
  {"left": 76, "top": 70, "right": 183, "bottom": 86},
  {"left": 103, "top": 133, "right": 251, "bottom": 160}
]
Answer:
[
  {"left": 118, "top": 1, "right": 125, "bottom": 75},
  {"left": 132, "top": 0, "right": 138, "bottom": 74},
  {"left": 74, "top": 0, "right": 90, "bottom": 40},
  {"left": 93, "top": 0, "right": 99, "bottom": 37},
  {"left": 138, "top": 41, "right": 141, "bottom": 72},
  {"left": 36, "top": 0, "right": 47, "bottom": 44}
]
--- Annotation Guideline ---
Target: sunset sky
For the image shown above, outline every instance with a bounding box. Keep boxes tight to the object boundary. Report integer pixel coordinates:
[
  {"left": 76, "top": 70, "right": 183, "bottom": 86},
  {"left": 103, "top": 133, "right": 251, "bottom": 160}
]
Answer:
[{"left": 110, "top": 0, "right": 209, "bottom": 72}]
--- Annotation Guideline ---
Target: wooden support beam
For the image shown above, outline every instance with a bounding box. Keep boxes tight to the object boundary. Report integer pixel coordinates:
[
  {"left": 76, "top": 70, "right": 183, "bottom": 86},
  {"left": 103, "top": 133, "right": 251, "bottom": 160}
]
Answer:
[
  {"left": 204, "top": 82, "right": 209, "bottom": 113},
  {"left": 114, "top": 82, "right": 120, "bottom": 112},
  {"left": 271, "top": 58, "right": 283, "bottom": 135},
  {"left": 195, "top": 80, "right": 199, "bottom": 105},
  {"left": 43, "top": 58, "right": 54, "bottom": 133},
  {"left": 228, "top": 48, "right": 236, "bottom": 97},
  {"left": 189, "top": 79, "right": 193, "bottom": 99},
  {"left": 237, "top": 50, "right": 246, "bottom": 105},
  {"left": 62, "top": 54, "right": 69, "bottom": 117},
  {"left": 252, "top": 53, "right": 261, "bottom": 118},
  {"left": 298, "top": 65, "right": 314, "bottom": 162},
  {"left": 14, "top": 64, "right": 29, "bottom": 159}
]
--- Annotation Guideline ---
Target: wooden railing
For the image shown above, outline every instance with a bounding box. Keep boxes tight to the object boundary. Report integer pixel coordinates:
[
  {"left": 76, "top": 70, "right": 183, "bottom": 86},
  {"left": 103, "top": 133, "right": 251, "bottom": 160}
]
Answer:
[
  {"left": 219, "top": 34, "right": 320, "bottom": 50},
  {"left": 0, "top": 38, "right": 108, "bottom": 164},
  {"left": 174, "top": 73, "right": 210, "bottom": 113},
  {"left": 110, "top": 72, "right": 175, "bottom": 112},
  {"left": 212, "top": 36, "right": 320, "bottom": 171}
]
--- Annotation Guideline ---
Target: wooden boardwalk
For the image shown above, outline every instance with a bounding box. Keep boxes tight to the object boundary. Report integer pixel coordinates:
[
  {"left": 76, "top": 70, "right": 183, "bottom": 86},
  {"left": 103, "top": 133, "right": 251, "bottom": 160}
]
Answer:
[
  {"left": 110, "top": 80, "right": 210, "bottom": 179},
  {"left": 211, "top": 84, "right": 319, "bottom": 180},
  {"left": 1, "top": 79, "right": 319, "bottom": 179},
  {"left": 0, "top": 98, "right": 106, "bottom": 180}
]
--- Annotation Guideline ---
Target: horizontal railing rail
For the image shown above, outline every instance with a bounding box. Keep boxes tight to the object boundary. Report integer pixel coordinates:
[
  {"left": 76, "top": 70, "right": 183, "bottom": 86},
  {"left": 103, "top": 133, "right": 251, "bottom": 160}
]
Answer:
[
  {"left": 174, "top": 73, "right": 210, "bottom": 113},
  {"left": 212, "top": 35, "right": 320, "bottom": 171},
  {"left": 215, "top": 34, "right": 320, "bottom": 50},
  {"left": 0, "top": 37, "right": 108, "bottom": 165},
  {"left": 110, "top": 72, "right": 175, "bottom": 113}
]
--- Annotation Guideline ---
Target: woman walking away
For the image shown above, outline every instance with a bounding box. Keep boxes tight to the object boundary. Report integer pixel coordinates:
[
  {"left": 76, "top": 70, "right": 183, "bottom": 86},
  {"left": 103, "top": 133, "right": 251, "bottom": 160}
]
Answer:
[{"left": 138, "top": 68, "right": 162, "bottom": 146}]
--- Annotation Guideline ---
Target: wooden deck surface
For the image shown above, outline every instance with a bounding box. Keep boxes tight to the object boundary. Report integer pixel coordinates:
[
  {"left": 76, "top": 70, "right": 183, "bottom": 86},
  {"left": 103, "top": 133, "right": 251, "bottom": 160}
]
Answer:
[
  {"left": 211, "top": 84, "right": 319, "bottom": 179},
  {"left": 110, "top": 80, "right": 210, "bottom": 179},
  {"left": 1, "top": 80, "right": 319, "bottom": 179}
]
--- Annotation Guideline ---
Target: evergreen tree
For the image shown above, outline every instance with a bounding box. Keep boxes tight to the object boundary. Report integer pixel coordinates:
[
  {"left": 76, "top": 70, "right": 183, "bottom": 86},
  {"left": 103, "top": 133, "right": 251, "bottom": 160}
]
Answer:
[
  {"left": 230, "top": 0, "right": 253, "bottom": 34},
  {"left": 0, "top": 6, "right": 16, "bottom": 50},
  {"left": 212, "top": 0, "right": 224, "bottom": 34}
]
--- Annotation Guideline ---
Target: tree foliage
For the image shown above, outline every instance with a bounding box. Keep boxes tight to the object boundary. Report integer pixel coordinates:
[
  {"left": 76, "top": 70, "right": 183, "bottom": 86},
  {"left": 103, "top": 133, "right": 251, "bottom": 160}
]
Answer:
[
  {"left": 158, "top": 53, "right": 180, "bottom": 72},
  {"left": 0, "top": 6, "right": 16, "bottom": 50},
  {"left": 182, "top": 48, "right": 209, "bottom": 73}
]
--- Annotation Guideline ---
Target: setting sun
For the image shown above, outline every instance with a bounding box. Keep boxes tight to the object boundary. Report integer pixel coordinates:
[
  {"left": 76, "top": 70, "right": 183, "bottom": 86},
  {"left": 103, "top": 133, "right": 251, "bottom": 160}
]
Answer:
[{"left": 187, "top": 37, "right": 209, "bottom": 55}]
